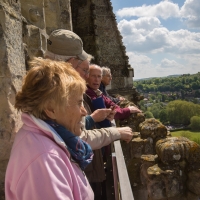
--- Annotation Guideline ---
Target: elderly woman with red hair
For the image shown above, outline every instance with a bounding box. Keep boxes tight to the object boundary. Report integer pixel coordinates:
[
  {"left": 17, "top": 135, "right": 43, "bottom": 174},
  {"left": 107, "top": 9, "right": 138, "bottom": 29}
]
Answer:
[{"left": 5, "top": 58, "right": 94, "bottom": 200}]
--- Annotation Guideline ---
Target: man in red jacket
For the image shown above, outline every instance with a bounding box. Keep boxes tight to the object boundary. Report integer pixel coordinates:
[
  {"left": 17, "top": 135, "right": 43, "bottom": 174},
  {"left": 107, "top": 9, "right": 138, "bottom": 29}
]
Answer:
[{"left": 86, "top": 64, "right": 142, "bottom": 120}]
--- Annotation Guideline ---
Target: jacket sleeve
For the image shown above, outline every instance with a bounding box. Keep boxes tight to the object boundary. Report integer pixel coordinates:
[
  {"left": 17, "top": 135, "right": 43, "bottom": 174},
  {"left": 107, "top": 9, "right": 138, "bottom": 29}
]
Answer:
[
  {"left": 80, "top": 127, "right": 121, "bottom": 150},
  {"left": 114, "top": 107, "right": 131, "bottom": 120},
  {"left": 107, "top": 95, "right": 120, "bottom": 104},
  {"left": 103, "top": 96, "right": 131, "bottom": 120},
  {"left": 85, "top": 115, "right": 95, "bottom": 130},
  {"left": 100, "top": 83, "right": 120, "bottom": 104},
  {"left": 16, "top": 153, "right": 75, "bottom": 200}
]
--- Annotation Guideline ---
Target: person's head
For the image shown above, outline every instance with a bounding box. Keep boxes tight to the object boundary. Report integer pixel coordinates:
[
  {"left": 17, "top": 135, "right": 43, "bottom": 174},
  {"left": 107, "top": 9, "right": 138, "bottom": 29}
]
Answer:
[
  {"left": 86, "top": 64, "right": 102, "bottom": 90},
  {"left": 15, "top": 57, "right": 87, "bottom": 136},
  {"left": 101, "top": 66, "right": 112, "bottom": 86},
  {"left": 45, "top": 29, "right": 93, "bottom": 80}
]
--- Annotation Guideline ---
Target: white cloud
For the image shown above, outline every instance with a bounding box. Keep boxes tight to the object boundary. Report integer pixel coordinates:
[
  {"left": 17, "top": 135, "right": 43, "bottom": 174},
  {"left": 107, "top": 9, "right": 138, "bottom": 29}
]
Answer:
[
  {"left": 118, "top": 17, "right": 161, "bottom": 34},
  {"left": 116, "top": 1, "right": 180, "bottom": 19},
  {"left": 159, "top": 58, "right": 183, "bottom": 68},
  {"left": 167, "top": 30, "right": 200, "bottom": 54},
  {"left": 180, "top": 0, "right": 200, "bottom": 28},
  {"left": 177, "top": 54, "right": 200, "bottom": 73},
  {"left": 127, "top": 52, "right": 182, "bottom": 79},
  {"left": 115, "top": 0, "right": 200, "bottom": 79},
  {"left": 127, "top": 52, "right": 155, "bottom": 79},
  {"left": 118, "top": 18, "right": 200, "bottom": 54},
  {"left": 116, "top": 0, "right": 200, "bottom": 29},
  {"left": 127, "top": 52, "right": 152, "bottom": 67},
  {"left": 128, "top": 50, "right": 200, "bottom": 79}
]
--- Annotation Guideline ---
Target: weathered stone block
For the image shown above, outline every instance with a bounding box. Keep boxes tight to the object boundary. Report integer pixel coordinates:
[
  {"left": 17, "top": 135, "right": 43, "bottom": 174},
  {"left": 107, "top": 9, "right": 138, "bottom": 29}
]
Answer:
[
  {"left": 130, "top": 137, "right": 154, "bottom": 159},
  {"left": 117, "top": 112, "right": 145, "bottom": 132},
  {"left": 147, "top": 164, "right": 184, "bottom": 200},
  {"left": 187, "top": 141, "right": 200, "bottom": 169},
  {"left": 140, "top": 155, "right": 158, "bottom": 186},
  {"left": 127, "top": 158, "right": 142, "bottom": 187},
  {"left": 156, "top": 137, "right": 200, "bottom": 167},
  {"left": 139, "top": 118, "right": 167, "bottom": 140},
  {"left": 187, "top": 169, "right": 200, "bottom": 196}
]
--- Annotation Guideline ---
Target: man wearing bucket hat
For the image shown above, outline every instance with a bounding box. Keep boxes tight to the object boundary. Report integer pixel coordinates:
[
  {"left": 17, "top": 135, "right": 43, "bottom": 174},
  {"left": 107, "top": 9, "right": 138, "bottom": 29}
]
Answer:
[{"left": 45, "top": 29, "right": 133, "bottom": 140}]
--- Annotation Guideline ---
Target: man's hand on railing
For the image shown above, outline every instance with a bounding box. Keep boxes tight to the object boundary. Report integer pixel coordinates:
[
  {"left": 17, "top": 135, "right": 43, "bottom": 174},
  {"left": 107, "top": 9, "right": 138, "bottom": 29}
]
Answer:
[
  {"left": 128, "top": 106, "right": 142, "bottom": 114},
  {"left": 117, "top": 127, "right": 133, "bottom": 143}
]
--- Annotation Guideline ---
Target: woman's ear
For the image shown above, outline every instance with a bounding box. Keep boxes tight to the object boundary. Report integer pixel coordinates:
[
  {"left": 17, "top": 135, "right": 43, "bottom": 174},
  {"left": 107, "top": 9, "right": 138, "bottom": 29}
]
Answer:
[{"left": 44, "top": 102, "right": 56, "bottom": 119}]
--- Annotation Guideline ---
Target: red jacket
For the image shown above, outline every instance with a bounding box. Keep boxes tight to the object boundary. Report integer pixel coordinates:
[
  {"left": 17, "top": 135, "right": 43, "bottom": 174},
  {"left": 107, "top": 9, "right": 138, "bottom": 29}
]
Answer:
[{"left": 86, "top": 86, "right": 131, "bottom": 120}]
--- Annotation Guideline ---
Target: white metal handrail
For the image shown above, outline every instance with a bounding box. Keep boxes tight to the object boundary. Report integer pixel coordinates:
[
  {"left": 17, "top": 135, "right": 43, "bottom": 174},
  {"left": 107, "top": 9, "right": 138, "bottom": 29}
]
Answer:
[{"left": 112, "top": 140, "right": 134, "bottom": 200}]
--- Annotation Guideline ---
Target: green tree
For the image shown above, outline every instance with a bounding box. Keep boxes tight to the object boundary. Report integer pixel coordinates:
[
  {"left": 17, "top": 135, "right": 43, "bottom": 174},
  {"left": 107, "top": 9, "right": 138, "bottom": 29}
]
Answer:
[
  {"left": 154, "top": 78, "right": 160, "bottom": 84},
  {"left": 159, "top": 109, "right": 168, "bottom": 123},
  {"left": 174, "top": 82, "right": 183, "bottom": 90},
  {"left": 145, "top": 111, "right": 154, "bottom": 118},
  {"left": 191, "top": 82, "right": 200, "bottom": 90},
  {"left": 166, "top": 100, "right": 200, "bottom": 125},
  {"left": 195, "top": 90, "right": 200, "bottom": 98},
  {"left": 190, "top": 116, "right": 200, "bottom": 131},
  {"left": 149, "top": 103, "right": 163, "bottom": 119},
  {"left": 180, "top": 89, "right": 185, "bottom": 99},
  {"left": 150, "top": 94, "right": 156, "bottom": 100},
  {"left": 162, "top": 94, "right": 168, "bottom": 102},
  {"left": 137, "top": 83, "right": 143, "bottom": 91}
]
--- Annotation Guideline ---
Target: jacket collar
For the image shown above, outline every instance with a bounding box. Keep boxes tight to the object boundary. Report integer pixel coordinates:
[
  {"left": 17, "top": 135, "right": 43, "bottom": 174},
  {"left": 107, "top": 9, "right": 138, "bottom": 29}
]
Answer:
[{"left": 22, "top": 113, "right": 67, "bottom": 150}]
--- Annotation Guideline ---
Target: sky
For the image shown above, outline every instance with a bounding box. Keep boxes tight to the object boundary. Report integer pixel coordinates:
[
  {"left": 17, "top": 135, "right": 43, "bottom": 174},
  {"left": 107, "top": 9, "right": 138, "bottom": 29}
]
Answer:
[{"left": 110, "top": 0, "right": 200, "bottom": 80}]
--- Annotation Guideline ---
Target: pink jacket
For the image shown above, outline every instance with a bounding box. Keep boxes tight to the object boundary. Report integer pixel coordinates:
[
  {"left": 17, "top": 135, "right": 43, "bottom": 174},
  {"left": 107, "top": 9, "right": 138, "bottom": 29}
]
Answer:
[{"left": 5, "top": 113, "right": 94, "bottom": 200}]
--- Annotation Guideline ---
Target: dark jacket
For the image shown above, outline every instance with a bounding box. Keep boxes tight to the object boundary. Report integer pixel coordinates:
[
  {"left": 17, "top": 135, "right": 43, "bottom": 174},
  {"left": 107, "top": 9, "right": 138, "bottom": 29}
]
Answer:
[
  {"left": 83, "top": 93, "right": 120, "bottom": 182},
  {"left": 99, "top": 82, "right": 120, "bottom": 104}
]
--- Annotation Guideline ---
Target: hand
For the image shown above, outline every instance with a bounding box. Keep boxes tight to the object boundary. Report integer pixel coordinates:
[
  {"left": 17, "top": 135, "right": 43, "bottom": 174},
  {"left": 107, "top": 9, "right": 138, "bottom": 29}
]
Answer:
[
  {"left": 106, "top": 108, "right": 116, "bottom": 121},
  {"left": 90, "top": 108, "right": 112, "bottom": 122},
  {"left": 128, "top": 106, "right": 142, "bottom": 114},
  {"left": 117, "top": 126, "right": 133, "bottom": 143},
  {"left": 118, "top": 96, "right": 125, "bottom": 101}
]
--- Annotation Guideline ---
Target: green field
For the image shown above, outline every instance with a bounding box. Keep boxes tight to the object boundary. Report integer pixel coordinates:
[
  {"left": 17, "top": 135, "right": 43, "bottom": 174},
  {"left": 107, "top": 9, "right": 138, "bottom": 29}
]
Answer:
[{"left": 171, "top": 130, "right": 200, "bottom": 144}]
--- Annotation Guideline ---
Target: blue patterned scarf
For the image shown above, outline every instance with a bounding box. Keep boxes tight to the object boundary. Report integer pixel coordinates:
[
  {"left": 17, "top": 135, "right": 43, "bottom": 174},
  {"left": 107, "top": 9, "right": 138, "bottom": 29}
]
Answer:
[{"left": 45, "top": 120, "right": 93, "bottom": 170}]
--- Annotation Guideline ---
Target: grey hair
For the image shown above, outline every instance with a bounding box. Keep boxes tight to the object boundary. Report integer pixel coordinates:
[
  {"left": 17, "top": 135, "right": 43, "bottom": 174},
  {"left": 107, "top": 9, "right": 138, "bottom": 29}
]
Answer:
[
  {"left": 89, "top": 64, "right": 103, "bottom": 75},
  {"left": 44, "top": 50, "right": 94, "bottom": 62},
  {"left": 101, "top": 66, "right": 111, "bottom": 76}
]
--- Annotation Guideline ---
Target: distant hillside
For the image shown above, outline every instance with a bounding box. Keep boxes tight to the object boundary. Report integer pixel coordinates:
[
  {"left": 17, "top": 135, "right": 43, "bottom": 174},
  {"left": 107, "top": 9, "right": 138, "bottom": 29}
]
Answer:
[
  {"left": 133, "top": 72, "right": 200, "bottom": 96},
  {"left": 135, "top": 74, "right": 184, "bottom": 81}
]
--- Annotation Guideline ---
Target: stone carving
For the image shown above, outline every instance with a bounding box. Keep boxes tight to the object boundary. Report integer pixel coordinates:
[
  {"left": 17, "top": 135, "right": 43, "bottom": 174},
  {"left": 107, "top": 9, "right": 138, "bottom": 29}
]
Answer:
[
  {"left": 29, "top": 8, "right": 41, "bottom": 22},
  {"left": 21, "top": 1, "right": 45, "bottom": 29}
]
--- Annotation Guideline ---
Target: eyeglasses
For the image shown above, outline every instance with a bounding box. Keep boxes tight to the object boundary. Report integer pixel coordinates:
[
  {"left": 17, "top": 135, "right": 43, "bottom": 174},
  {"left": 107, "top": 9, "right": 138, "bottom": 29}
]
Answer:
[
  {"left": 75, "top": 60, "right": 90, "bottom": 75},
  {"left": 77, "top": 65, "right": 90, "bottom": 75}
]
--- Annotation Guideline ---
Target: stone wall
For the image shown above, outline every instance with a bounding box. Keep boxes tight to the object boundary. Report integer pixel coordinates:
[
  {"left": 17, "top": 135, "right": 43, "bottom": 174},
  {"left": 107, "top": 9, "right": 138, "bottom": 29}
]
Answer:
[
  {"left": 0, "top": 1, "right": 25, "bottom": 198},
  {"left": 0, "top": 0, "right": 72, "bottom": 199},
  {"left": 71, "top": 0, "right": 134, "bottom": 90}
]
